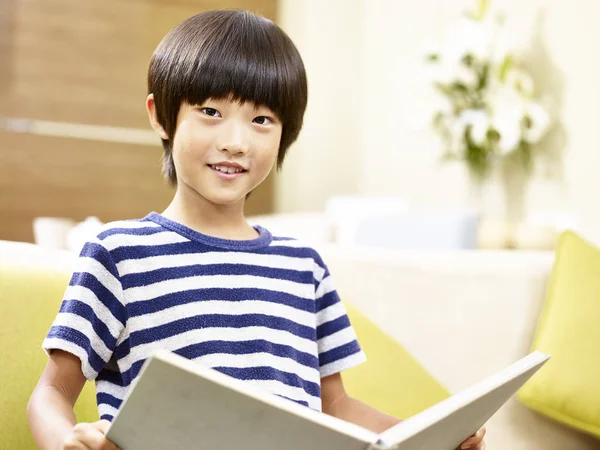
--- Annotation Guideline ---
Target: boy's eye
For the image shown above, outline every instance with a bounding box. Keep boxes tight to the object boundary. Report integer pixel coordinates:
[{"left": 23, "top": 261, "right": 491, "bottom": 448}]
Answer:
[
  {"left": 253, "top": 116, "right": 272, "bottom": 125},
  {"left": 201, "top": 107, "right": 221, "bottom": 118}
]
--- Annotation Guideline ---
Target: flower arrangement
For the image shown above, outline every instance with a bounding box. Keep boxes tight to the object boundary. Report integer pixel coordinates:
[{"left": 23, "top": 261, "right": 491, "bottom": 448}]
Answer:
[{"left": 426, "top": 0, "right": 551, "bottom": 182}]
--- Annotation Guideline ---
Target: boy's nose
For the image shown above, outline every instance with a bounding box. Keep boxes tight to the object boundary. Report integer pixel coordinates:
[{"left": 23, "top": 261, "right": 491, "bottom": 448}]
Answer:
[{"left": 218, "top": 122, "right": 249, "bottom": 155}]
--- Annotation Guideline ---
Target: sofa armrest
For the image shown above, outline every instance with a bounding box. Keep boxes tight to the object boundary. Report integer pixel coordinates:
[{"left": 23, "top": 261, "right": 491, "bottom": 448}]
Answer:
[{"left": 317, "top": 245, "right": 599, "bottom": 449}]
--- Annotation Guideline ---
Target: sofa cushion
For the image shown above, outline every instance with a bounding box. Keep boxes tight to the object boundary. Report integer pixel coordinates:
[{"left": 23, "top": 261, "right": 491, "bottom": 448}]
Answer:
[
  {"left": 518, "top": 231, "right": 600, "bottom": 438},
  {"left": 0, "top": 260, "right": 98, "bottom": 449},
  {"left": 343, "top": 303, "right": 449, "bottom": 419}
]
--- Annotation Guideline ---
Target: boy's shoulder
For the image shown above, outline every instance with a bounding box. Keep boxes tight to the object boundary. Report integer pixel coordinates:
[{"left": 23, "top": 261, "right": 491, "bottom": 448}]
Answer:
[
  {"left": 88, "top": 216, "right": 167, "bottom": 252},
  {"left": 268, "top": 234, "right": 311, "bottom": 247},
  {"left": 264, "top": 232, "right": 326, "bottom": 266},
  {"left": 96, "top": 216, "right": 161, "bottom": 238}
]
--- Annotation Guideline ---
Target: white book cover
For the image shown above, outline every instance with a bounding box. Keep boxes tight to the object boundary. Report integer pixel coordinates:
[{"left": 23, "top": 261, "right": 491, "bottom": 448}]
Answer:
[{"left": 106, "top": 350, "right": 550, "bottom": 450}]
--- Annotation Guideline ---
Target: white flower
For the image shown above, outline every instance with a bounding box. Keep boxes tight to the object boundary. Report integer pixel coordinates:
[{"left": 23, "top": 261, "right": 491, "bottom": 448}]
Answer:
[
  {"left": 459, "top": 109, "right": 490, "bottom": 145},
  {"left": 424, "top": 61, "right": 455, "bottom": 85},
  {"left": 523, "top": 102, "right": 551, "bottom": 143},
  {"left": 425, "top": 57, "right": 478, "bottom": 87},
  {"left": 443, "top": 17, "right": 495, "bottom": 63},
  {"left": 489, "top": 85, "right": 525, "bottom": 153},
  {"left": 490, "top": 84, "right": 526, "bottom": 116},
  {"left": 436, "top": 114, "right": 465, "bottom": 158},
  {"left": 490, "top": 25, "right": 515, "bottom": 64},
  {"left": 432, "top": 93, "right": 454, "bottom": 116},
  {"left": 505, "top": 69, "right": 535, "bottom": 98},
  {"left": 455, "top": 65, "right": 478, "bottom": 86},
  {"left": 493, "top": 115, "right": 521, "bottom": 154},
  {"left": 424, "top": 8, "right": 550, "bottom": 169},
  {"left": 450, "top": 115, "right": 468, "bottom": 144}
]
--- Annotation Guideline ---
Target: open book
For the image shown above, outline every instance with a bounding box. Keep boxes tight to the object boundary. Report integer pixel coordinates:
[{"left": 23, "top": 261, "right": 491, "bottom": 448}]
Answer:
[{"left": 106, "top": 350, "right": 550, "bottom": 450}]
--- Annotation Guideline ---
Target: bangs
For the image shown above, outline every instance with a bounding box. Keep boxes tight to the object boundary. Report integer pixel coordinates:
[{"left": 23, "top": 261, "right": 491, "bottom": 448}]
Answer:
[
  {"left": 151, "top": 10, "right": 302, "bottom": 123},
  {"left": 183, "top": 21, "right": 289, "bottom": 118}
]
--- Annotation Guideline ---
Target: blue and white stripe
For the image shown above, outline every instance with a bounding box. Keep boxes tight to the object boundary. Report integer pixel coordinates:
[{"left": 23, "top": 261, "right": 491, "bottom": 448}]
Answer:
[{"left": 43, "top": 212, "right": 365, "bottom": 421}]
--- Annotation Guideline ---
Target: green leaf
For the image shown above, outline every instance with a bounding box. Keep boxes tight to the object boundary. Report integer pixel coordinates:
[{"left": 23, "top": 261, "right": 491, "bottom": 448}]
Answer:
[
  {"left": 452, "top": 82, "right": 469, "bottom": 94},
  {"left": 477, "top": 63, "right": 489, "bottom": 91},
  {"left": 462, "top": 54, "right": 475, "bottom": 67},
  {"left": 433, "top": 112, "right": 445, "bottom": 126},
  {"left": 487, "top": 128, "right": 500, "bottom": 143},
  {"left": 474, "top": 0, "right": 489, "bottom": 21},
  {"left": 498, "top": 55, "right": 512, "bottom": 82},
  {"left": 517, "top": 141, "right": 533, "bottom": 173}
]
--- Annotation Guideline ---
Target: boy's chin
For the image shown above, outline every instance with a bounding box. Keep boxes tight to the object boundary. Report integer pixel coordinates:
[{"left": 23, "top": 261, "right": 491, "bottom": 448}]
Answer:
[
  {"left": 205, "top": 192, "right": 248, "bottom": 207},
  {"left": 182, "top": 181, "right": 249, "bottom": 207}
]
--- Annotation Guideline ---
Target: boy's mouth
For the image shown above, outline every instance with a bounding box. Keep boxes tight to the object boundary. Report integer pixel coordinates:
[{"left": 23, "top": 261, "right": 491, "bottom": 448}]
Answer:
[{"left": 207, "top": 164, "right": 247, "bottom": 179}]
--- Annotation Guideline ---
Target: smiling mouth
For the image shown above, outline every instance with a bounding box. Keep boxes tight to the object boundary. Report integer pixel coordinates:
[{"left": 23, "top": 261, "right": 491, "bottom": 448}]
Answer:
[{"left": 207, "top": 164, "right": 247, "bottom": 174}]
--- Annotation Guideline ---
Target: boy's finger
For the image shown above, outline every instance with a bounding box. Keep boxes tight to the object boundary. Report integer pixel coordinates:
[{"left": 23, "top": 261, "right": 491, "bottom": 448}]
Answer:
[
  {"left": 72, "top": 423, "right": 108, "bottom": 449},
  {"left": 92, "top": 420, "right": 112, "bottom": 435},
  {"left": 467, "top": 426, "right": 486, "bottom": 442},
  {"left": 91, "top": 420, "right": 121, "bottom": 449},
  {"left": 461, "top": 436, "right": 482, "bottom": 447},
  {"left": 460, "top": 427, "right": 486, "bottom": 449},
  {"left": 74, "top": 422, "right": 119, "bottom": 450},
  {"left": 61, "top": 435, "right": 88, "bottom": 450}
]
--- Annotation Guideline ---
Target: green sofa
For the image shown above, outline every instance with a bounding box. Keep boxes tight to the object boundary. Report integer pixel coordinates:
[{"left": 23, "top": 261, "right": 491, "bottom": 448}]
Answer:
[{"left": 0, "top": 240, "right": 448, "bottom": 449}]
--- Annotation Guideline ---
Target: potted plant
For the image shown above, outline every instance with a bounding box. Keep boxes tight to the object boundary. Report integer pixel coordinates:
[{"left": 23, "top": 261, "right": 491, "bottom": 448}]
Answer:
[{"left": 425, "top": 0, "right": 552, "bottom": 245}]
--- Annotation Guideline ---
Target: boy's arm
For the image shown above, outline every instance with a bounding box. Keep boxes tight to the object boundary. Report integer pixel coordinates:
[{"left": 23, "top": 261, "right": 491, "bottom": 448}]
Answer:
[
  {"left": 321, "top": 372, "right": 400, "bottom": 434},
  {"left": 321, "top": 373, "right": 486, "bottom": 449},
  {"left": 27, "top": 350, "right": 85, "bottom": 448},
  {"left": 27, "top": 350, "right": 117, "bottom": 450}
]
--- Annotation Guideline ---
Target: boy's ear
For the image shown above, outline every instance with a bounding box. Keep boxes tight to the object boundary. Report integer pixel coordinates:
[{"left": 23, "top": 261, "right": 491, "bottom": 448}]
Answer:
[{"left": 146, "top": 94, "right": 169, "bottom": 140}]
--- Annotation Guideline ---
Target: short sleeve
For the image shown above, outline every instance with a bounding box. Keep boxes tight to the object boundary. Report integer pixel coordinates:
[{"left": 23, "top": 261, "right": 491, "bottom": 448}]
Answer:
[
  {"left": 314, "top": 254, "right": 366, "bottom": 378},
  {"left": 43, "top": 240, "right": 127, "bottom": 380}
]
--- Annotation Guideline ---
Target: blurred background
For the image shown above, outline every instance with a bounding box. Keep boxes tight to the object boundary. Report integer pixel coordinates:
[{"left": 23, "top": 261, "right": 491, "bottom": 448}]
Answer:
[
  {"left": 1, "top": 0, "right": 599, "bottom": 250},
  {"left": 4, "top": 4, "right": 600, "bottom": 449}
]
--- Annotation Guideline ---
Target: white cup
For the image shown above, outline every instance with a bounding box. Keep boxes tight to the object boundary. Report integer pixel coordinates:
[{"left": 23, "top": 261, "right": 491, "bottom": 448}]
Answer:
[{"left": 32, "top": 217, "right": 76, "bottom": 249}]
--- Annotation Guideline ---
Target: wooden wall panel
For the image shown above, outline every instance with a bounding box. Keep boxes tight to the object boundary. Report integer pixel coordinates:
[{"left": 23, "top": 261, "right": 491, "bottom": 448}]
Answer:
[
  {"left": 0, "top": 0, "right": 15, "bottom": 114},
  {"left": 0, "top": 0, "right": 277, "bottom": 242},
  {"left": 0, "top": 131, "right": 173, "bottom": 242},
  {"left": 7, "top": 0, "right": 277, "bottom": 127}
]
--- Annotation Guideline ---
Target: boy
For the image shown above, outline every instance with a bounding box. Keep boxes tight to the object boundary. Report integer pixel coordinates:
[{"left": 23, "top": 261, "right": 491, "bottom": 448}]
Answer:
[{"left": 27, "top": 10, "right": 485, "bottom": 450}]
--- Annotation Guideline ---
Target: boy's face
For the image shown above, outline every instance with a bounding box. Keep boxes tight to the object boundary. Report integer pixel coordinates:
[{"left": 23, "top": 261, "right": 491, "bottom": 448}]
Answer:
[{"left": 170, "top": 98, "right": 282, "bottom": 207}]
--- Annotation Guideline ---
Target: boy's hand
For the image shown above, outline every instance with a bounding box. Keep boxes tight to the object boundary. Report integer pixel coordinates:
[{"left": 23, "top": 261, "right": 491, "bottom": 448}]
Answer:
[
  {"left": 458, "top": 426, "right": 486, "bottom": 449},
  {"left": 61, "top": 420, "right": 121, "bottom": 450}
]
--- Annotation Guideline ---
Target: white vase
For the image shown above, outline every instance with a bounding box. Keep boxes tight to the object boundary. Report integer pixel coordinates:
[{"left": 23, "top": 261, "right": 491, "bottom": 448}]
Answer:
[
  {"left": 467, "top": 157, "right": 529, "bottom": 249},
  {"left": 499, "top": 157, "right": 528, "bottom": 249}
]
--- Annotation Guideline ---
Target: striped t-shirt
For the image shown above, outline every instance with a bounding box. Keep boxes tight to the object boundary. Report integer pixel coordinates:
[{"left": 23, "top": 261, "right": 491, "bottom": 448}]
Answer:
[{"left": 43, "top": 212, "right": 366, "bottom": 421}]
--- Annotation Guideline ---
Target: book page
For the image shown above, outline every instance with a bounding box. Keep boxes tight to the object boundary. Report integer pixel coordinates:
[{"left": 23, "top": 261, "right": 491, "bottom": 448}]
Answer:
[
  {"left": 107, "top": 350, "right": 379, "bottom": 450},
  {"left": 378, "top": 351, "right": 550, "bottom": 450}
]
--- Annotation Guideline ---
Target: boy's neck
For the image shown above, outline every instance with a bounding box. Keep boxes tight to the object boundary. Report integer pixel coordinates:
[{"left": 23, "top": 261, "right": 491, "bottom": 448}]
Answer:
[{"left": 161, "top": 186, "right": 258, "bottom": 241}]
